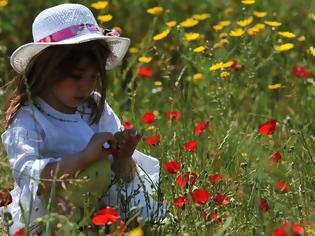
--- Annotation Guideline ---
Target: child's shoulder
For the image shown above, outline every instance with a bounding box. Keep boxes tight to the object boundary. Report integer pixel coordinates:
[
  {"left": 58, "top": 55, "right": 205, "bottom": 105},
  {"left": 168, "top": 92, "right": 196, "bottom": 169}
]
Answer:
[
  {"left": 8, "top": 105, "right": 41, "bottom": 130},
  {"left": 1, "top": 106, "right": 44, "bottom": 145}
]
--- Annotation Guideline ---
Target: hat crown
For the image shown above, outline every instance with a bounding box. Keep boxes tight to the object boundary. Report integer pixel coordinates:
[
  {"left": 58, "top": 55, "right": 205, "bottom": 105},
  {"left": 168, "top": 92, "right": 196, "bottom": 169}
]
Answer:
[{"left": 32, "top": 3, "right": 99, "bottom": 42}]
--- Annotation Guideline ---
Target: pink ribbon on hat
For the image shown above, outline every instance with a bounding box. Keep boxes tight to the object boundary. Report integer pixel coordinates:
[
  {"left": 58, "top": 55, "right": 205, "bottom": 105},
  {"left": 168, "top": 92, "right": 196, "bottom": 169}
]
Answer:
[{"left": 37, "top": 24, "right": 120, "bottom": 43}]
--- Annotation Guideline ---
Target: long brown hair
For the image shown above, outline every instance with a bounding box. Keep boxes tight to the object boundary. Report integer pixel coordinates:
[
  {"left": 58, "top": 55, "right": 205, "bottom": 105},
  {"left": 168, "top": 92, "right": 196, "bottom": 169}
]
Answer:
[{"left": 4, "top": 40, "right": 111, "bottom": 129}]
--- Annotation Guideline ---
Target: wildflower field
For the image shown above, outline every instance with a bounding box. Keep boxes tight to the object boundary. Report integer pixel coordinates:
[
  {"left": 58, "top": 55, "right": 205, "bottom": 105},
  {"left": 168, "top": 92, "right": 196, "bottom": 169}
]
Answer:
[{"left": 1, "top": 0, "right": 315, "bottom": 235}]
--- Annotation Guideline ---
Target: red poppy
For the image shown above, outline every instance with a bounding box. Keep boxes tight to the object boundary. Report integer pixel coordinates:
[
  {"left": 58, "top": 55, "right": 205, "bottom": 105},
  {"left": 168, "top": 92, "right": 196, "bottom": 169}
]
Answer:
[
  {"left": 162, "top": 160, "right": 181, "bottom": 174},
  {"left": 14, "top": 228, "right": 25, "bottom": 236},
  {"left": 258, "top": 119, "right": 277, "bottom": 136},
  {"left": 292, "top": 224, "right": 304, "bottom": 236},
  {"left": 273, "top": 221, "right": 304, "bottom": 236},
  {"left": 138, "top": 66, "right": 153, "bottom": 77},
  {"left": 275, "top": 180, "right": 290, "bottom": 193},
  {"left": 0, "top": 188, "right": 12, "bottom": 207},
  {"left": 165, "top": 111, "right": 181, "bottom": 121},
  {"left": 213, "top": 193, "right": 230, "bottom": 206},
  {"left": 175, "top": 172, "right": 198, "bottom": 188},
  {"left": 191, "top": 189, "right": 210, "bottom": 205},
  {"left": 145, "top": 135, "right": 160, "bottom": 146},
  {"left": 203, "top": 210, "right": 222, "bottom": 224},
  {"left": 272, "top": 227, "right": 286, "bottom": 236},
  {"left": 122, "top": 121, "right": 133, "bottom": 130},
  {"left": 230, "top": 59, "right": 243, "bottom": 71},
  {"left": 270, "top": 151, "right": 282, "bottom": 163},
  {"left": 142, "top": 112, "right": 155, "bottom": 124},
  {"left": 174, "top": 196, "right": 188, "bottom": 209},
  {"left": 209, "top": 174, "right": 223, "bottom": 185},
  {"left": 292, "top": 65, "right": 312, "bottom": 79},
  {"left": 259, "top": 198, "right": 270, "bottom": 212},
  {"left": 194, "top": 121, "right": 206, "bottom": 135},
  {"left": 183, "top": 140, "right": 198, "bottom": 152},
  {"left": 92, "top": 207, "right": 120, "bottom": 226}
]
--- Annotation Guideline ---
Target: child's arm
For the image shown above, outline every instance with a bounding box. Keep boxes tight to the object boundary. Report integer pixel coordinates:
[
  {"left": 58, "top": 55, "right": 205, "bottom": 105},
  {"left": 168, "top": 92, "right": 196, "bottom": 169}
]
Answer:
[{"left": 38, "top": 132, "right": 117, "bottom": 195}]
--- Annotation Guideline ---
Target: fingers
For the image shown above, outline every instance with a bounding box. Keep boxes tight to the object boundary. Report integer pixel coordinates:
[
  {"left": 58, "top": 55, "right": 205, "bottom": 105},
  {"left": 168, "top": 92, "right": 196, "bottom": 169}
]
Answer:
[{"left": 97, "top": 132, "right": 117, "bottom": 149}]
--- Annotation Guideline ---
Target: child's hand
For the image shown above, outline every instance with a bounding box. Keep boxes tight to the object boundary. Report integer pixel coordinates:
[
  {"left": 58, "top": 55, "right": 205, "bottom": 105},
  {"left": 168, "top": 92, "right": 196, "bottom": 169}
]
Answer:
[
  {"left": 82, "top": 132, "right": 117, "bottom": 164},
  {"left": 113, "top": 128, "right": 143, "bottom": 159},
  {"left": 111, "top": 128, "right": 143, "bottom": 182}
]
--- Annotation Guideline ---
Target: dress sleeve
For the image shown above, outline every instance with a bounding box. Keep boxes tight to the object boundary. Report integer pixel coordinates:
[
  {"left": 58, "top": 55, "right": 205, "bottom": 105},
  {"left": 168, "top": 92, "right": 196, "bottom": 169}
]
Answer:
[{"left": 1, "top": 110, "right": 60, "bottom": 201}]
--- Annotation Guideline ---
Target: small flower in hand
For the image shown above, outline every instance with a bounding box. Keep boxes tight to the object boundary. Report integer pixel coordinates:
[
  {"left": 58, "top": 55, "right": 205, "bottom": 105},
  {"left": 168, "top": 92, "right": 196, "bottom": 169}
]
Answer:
[{"left": 113, "top": 128, "right": 143, "bottom": 159}]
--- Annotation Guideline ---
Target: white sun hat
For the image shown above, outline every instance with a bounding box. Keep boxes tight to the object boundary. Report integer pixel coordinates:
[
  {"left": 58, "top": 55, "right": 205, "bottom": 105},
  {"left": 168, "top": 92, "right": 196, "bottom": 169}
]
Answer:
[{"left": 10, "top": 3, "right": 130, "bottom": 74}]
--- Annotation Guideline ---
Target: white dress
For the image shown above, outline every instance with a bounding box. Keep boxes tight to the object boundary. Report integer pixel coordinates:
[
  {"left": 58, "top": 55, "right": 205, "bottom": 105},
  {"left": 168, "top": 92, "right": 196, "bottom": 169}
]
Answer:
[{"left": 0, "top": 92, "right": 163, "bottom": 235}]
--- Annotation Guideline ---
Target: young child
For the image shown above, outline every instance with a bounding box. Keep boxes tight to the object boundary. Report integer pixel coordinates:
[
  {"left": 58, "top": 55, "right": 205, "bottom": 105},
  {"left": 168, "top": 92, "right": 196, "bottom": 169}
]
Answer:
[{"left": 1, "top": 3, "right": 163, "bottom": 235}]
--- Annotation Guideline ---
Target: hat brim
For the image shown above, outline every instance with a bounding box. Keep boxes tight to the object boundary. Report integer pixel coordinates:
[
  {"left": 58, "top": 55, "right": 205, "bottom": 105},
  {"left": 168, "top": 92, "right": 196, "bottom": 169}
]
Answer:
[{"left": 10, "top": 33, "right": 130, "bottom": 74}]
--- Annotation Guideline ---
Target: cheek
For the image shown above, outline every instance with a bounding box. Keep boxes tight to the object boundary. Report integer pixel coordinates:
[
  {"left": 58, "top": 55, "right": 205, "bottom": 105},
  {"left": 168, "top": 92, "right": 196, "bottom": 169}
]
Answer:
[{"left": 53, "top": 80, "right": 77, "bottom": 96}]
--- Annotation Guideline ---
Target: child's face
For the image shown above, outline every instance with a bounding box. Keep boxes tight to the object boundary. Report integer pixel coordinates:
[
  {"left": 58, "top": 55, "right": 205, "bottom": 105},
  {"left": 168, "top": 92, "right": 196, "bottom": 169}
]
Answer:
[{"left": 41, "top": 57, "right": 98, "bottom": 113}]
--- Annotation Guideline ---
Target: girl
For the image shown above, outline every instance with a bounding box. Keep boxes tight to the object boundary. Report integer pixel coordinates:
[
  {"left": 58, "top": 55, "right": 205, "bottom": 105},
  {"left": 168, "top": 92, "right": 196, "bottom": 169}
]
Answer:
[{"left": 1, "top": 3, "right": 163, "bottom": 235}]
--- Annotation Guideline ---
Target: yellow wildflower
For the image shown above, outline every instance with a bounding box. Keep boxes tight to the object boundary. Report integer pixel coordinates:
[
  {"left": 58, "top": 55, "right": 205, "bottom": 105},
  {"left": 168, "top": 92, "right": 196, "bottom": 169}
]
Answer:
[
  {"left": 192, "top": 13, "right": 210, "bottom": 21},
  {"left": 219, "top": 20, "right": 231, "bottom": 26},
  {"left": 278, "top": 31, "right": 296, "bottom": 38},
  {"left": 184, "top": 33, "right": 201, "bottom": 41},
  {"left": 213, "top": 21, "right": 231, "bottom": 32},
  {"left": 166, "top": 21, "right": 177, "bottom": 27},
  {"left": 229, "top": 28, "right": 245, "bottom": 37},
  {"left": 220, "top": 71, "right": 230, "bottom": 78},
  {"left": 255, "top": 23, "right": 265, "bottom": 30},
  {"left": 193, "top": 73, "right": 203, "bottom": 81},
  {"left": 247, "top": 24, "right": 265, "bottom": 36},
  {"left": 220, "top": 39, "right": 229, "bottom": 45},
  {"left": 153, "top": 29, "right": 170, "bottom": 41},
  {"left": 193, "top": 46, "right": 206, "bottom": 53},
  {"left": 138, "top": 56, "right": 152, "bottom": 63},
  {"left": 223, "top": 61, "right": 234, "bottom": 68},
  {"left": 129, "top": 226, "right": 144, "bottom": 236},
  {"left": 213, "top": 24, "right": 224, "bottom": 31},
  {"left": 274, "top": 43, "right": 294, "bottom": 52},
  {"left": 97, "top": 14, "right": 112, "bottom": 23},
  {"left": 237, "top": 16, "right": 254, "bottom": 27},
  {"left": 209, "top": 61, "right": 233, "bottom": 71},
  {"left": 154, "top": 81, "right": 163, "bottom": 86},
  {"left": 241, "top": 0, "right": 255, "bottom": 5},
  {"left": 213, "top": 42, "right": 224, "bottom": 49},
  {"left": 268, "top": 83, "right": 282, "bottom": 90},
  {"left": 310, "top": 12, "right": 315, "bottom": 21},
  {"left": 0, "top": 0, "right": 8, "bottom": 7},
  {"left": 308, "top": 46, "right": 315, "bottom": 56},
  {"left": 146, "top": 6, "right": 163, "bottom": 16},
  {"left": 264, "top": 21, "right": 282, "bottom": 27},
  {"left": 209, "top": 62, "right": 224, "bottom": 71},
  {"left": 219, "top": 33, "right": 229, "bottom": 39},
  {"left": 298, "top": 35, "right": 306, "bottom": 42},
  {"left": 180, "top": 18, "right": 199, "bottom": 28},
  {"left": 90, "top": 1, "right": 108, "bottom": 10},
  {"left": 253, "top": 11, "right": 267, "bottom": 18},
  {"left": 247, "top": 27, "right": 259, "bottom": 36},
  {"left": 129, "top": 47, "right": 139, "bottom": 54},
  {"left": 306, "top": 225, "right": 315, "bottom": 236}
]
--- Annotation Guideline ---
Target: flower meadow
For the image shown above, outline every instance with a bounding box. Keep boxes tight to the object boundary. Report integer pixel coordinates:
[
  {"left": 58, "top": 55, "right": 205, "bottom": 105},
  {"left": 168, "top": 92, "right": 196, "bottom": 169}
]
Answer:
[{"left": 1, "top": 0, "right": 315, "bottom": 235}]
